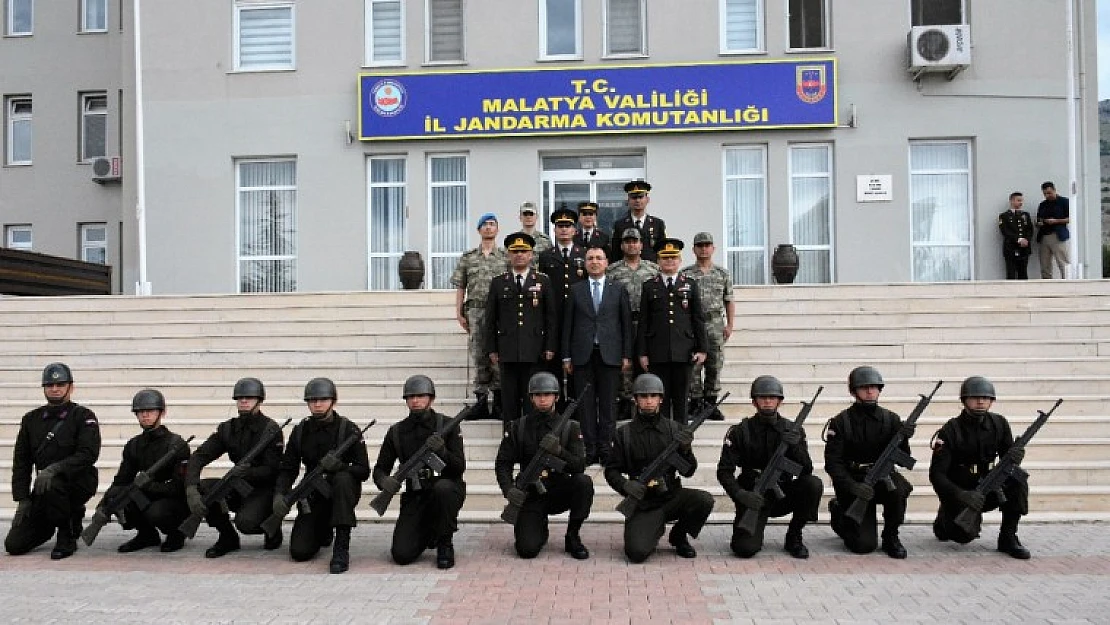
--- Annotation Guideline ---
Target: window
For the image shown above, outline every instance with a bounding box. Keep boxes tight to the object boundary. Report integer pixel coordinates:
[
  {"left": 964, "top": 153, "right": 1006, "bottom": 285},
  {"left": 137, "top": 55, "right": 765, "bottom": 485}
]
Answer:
[
  {"left": 6, "top": 0, "right": 31, "bottom": 35},
  {"left": 788, "top": 0, "right": 827, "bottom": 49},
  {"left": 368, "top": 157, "right": 407, "bottom": 290},
  {"left": 6, "top": 97, "right": 32, "bottom": 165},
  {"left": 723, "top": 146, "right": 767, "bottom": 285},
  {"left": 237, "top": 159, "right": 297, "bottom": 292},
  {"left": 720, "top": 0, "right": 763, "bottom": 53},
  {"left": 5, "top": 225, "right": 31, "bottom": 250},
  {"left": 428, "top": 155, "right": 468, "bottom": 289},
  {"left": 234, "top": 2, "right": 294, "bottom": 71},
  {"left": 909, "top": 141, "right": 972, "bottom": 282},
  {"left": 540, "top": 0, "right": 581, "bottom": 60},
  {"left": 604, "top": 0, "right": 645, "bottom": 57},
  {"left": 366, "top": 0, "right": 404, "bottom": 65},
  {"left": 80, "top": 93, "right": 107, "bottom": 162},
  {"left": 80, "top": 224, "right": 107, "bottom": 264},
  {"left": 426, "top": 0, "right": 463, "bottom": 63},
  {"left": 81, "top": 0, "right": 107, "bottom": 32},
  {"left": 911, "top": 0, "right": 963, "bottom": 26},
  {"left": 788, "top": 144, "right": 833, "bottom": 283}
]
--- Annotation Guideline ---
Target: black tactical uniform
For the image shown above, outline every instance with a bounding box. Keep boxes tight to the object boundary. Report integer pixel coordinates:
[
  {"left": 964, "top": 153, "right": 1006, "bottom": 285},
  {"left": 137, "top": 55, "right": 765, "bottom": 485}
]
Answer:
[
  {"left": 109, "top": 425, "right": 191, "bottom": 550},
  {"left": 998, "top": 208, "right": 1035, "bottom": 279},
  {"left": 636, "top": 272, "right": 708, "bottom": 423}
]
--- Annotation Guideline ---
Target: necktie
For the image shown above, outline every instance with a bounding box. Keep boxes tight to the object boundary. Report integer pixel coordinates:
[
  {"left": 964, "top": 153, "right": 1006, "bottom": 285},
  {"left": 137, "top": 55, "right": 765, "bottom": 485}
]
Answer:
[
  {"left": 516, "top": 274, "right": 524, "bottom": 290},
  {"left": 584, "top": 230, "right": 591, "bottom": 240},
  {"left": 592, "top": 280, "right": 601, "bottom": 311},
  {"left": 667, "top": 277, "right": 674, "bottom": 291},
  {"left": 563, "top": 248, "right": 570, "bottom": 262},
  {"left": 635, "top": 219, "right": 642, "bottom": 229}
]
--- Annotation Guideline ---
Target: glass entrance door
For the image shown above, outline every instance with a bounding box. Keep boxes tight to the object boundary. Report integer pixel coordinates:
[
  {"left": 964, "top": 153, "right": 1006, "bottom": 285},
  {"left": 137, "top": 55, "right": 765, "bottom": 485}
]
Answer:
[{"left": 541, "top": 158, "right": 645, "bottom": 239}]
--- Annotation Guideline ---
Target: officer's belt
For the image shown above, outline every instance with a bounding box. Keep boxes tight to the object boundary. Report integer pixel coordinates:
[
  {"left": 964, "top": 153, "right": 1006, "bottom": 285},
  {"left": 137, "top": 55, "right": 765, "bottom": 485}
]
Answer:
[
  {"left": 848, "top": 462, "right": 875, "bottom": 472},
  {"left": 956, "top": 461, "right": 994, "bottom": 476}
]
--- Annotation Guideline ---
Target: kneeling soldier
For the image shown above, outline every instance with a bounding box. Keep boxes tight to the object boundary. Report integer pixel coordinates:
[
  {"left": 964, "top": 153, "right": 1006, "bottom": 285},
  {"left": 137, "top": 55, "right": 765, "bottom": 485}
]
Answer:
[
  {"left": 373, "top": 375, "right": 466, "bottom": 569},
  {"left": 718, "top": 376, "right": 821, "bottom": 559},
  {"left": 495, "top": 372, "right": 593, "bottom": 559},
  {"left": 929, "top": 376, "right": 1031, "bottom": 559}
]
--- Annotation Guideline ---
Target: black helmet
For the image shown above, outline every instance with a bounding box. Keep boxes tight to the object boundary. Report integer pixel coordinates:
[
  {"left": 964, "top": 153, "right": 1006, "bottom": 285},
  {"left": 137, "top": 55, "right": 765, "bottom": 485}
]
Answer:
[
  {"left": 632, "top": 374, "right": 666, "bottom": 396},
  {"left": 848, "top": 366, "right": 884, "bottom": 391},
  {"left": 402, "top": 374, "right": 436, "bottom": 398},
  {"left": 131, "top": 388, "right": 166, "bottom": 412},
  {"left": 750, "top": 375, "right": 785, "bottom": 399},
  {"left": 304, "top": 377, "right": 338, "bottom": 401},
  {"left": 233, "top": 377, "right": 266, "bottom": 400},
  {"left": 959, "top": 376, "right": 996, "bottom": 400},
  {"left": 527, "top": 372, "right": 560, "bottom": 395},
  {"left": 42, "top": 362, "right": 74, "bottom": 386}
]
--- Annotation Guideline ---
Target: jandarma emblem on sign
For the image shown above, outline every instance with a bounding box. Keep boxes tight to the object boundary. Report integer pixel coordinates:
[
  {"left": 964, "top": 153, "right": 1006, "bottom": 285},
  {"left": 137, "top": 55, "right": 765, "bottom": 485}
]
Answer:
[
  {"left": 370, "top": 80, "right": 406, "bottom": 117},
  {"left": 796, "top": 66, "right": 827, "bottom": 104}
]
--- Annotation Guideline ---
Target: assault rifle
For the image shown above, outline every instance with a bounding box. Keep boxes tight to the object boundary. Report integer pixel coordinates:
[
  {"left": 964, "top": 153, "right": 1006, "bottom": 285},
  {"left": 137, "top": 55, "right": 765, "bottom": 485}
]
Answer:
[
  {"left": 178, "top": 417, "right": 292, "bottom": 538},
  {"left": 735, "top": 386, "right": 823, "bottom": 535},
  {"left": 500, "top": 384, "right": 590, "bottom": 525},
  {"left": 954, "top": 398, "right": 1062, "bottom": 533},
  {"left": 845, "top": 381, "right": 943, "bottom": 523},
  {"left": 260, "top": 420, "right": 375, "bottom": 537},
  {"left": 615, "top": 393, "right": 729, "bottom": 519},
  {"left": 369, "top": 398, "right": 484, "bottom": 516},
  {"left": 81, "top": 435, "right": 195, "bottom": 546}
]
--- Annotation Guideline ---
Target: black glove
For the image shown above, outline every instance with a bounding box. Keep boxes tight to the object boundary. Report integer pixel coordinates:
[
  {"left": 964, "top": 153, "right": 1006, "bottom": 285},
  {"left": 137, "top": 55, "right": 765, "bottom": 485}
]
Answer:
[
  {"left": 780, "top": 425, "right": 802, "bottom": 446},
  {"left": 539, "top": 433, "right": 562, "bottom": 456},
  {"left": 847, "top": 480, "right": 874, "bottom": 502},
  {"left": 426, "top": 433, "right": 446, "bottom": 453},
  {"left": 33, "top": 463, "right": 63, "bottom": 495},
  {"left": 623, "top": 480, "right": 648, "bottom": 499},
  {"left": 674, "top": 427, "right": 694, "bottom": 448},
  {"left": 133, "top": 471, "right": 153, "bottom": 490},
  {"left": 1006, "top": 445, "right": 1026, "bottom": 465},
  {"left": 12, "top": 500, "right": 32, "bottom": 527},
  {"left": 271, "top": 493, "right": 291, "bottom": 518},
  {"left": 900, "top": 422, "right": 917, "bottom": 440},
  {"left": 224, "top": 463, "right": 249, "bottom": 480},
  {"left": 956, "top": 489, "right": 986, "bottom": 512},
  {"left": 506, "top": 487, "right": 527, "bottom": 508},
  {"left": 734, "top": 488, "right": 765, "bottom": 511},
  {"left": 379, "top": 475, "right": 402, "bottom": 494},
  {"left": 319, "top": 451, "right": 345, "bottom": 473},
  {"left": 186, "top": 485, "right": 207, "bottom": 517}
]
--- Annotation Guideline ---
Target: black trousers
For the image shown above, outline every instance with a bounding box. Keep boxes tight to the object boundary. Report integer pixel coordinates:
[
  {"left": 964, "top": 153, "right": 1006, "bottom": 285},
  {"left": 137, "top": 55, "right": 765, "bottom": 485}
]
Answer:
[
  {"left": 1003, "top": 250, "right": 1030, "bottom": 280},
  {"left": 120, "top": 495, "right": 189, "bottom": 537},
  {"left": 831, "top": 471, "right": 911, "bottom": 554},
  {"left": 731, "top": 475, "right": 823, "bottom": 558},
  {"left": 289, "top": 471, "right": 362, "bottom": 562},
  {"left": 623, "top": 487, "right": 714, "bottom": 563},
  {"left": 648, "top": 361, "right": 692, "bottom": 423},
  {"left": 199, "top": 478, "right": 274, "bottom": 535},
  {"left": 391, "top": 479, "right": 466, "bottom": 565},
  {"left": 5, "top": 470, "right": 97, "bottom": 555},
  {"left": 934, "top": 476, "right": 1028, "bottom": 543},
  {"left": 500, "top": 361, "right": 541, "bottom": 422},
  {"left": 514, "top": 474, "right": 594, "bottom": 558},
  {"left": 575, "top": 349, "right": 620, "bottom": 458}
]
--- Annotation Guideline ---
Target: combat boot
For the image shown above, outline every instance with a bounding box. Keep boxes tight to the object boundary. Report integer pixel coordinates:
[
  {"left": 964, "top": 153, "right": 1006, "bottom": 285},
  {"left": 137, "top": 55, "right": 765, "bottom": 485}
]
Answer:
[
  {"left": 436, "top": 538, "right": 455, "bottom": 569},
  {"left": 50, "top": 525, "right": 77, "bottom": 560},
  {"left": 118, "top": 528, "right": 161, "bottom": 553},
  {"left": 668, "top": 525, "right": 697, "bottom": 559},
  {"left": 827, "top": 499, "right": 845, "bottom": 539},
  {"left": 160, "top": 530, "right": 186, "bottom": 553},
  {"left": 564, "top": 533, "right": 589, "bottom": 560},
  {"left": 881, "top": 531, "right": 907, "bottom": 559},
  {"left": 263, "top": 528, "right": 283, "bottom": 550},
  {"left": 784, "top": 528, "right": 809, "bottom": 559},
  {"left": 997, "top": 533, "right": 1031, "bottom": 560},
  {"left": 329, "top": 526, "right": 351, "bottom": 574},
  {"left": 205, "top": 516, "right": 240, "bottom": 558},
  {"left": 705, "top": 395, "right": 725, "bottom": 421}
]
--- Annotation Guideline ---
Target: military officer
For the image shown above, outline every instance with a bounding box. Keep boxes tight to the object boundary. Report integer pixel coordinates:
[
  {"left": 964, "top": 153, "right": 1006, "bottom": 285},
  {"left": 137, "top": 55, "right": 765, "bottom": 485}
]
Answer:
[
  {"left": 573, "top": 201, "right": 610, "bottom": 252},
  {"left": 929, "top": 376, "right": 1032, "bottom": 559},
  {"left": 636, "top": 238, "right": 708, "bottom": 424},
  {"left": 607, "top": 227, "right": 660, "bottom": 419},
  {"left": 998, "top": 192, "right": 1035, "bottom": 280},
  {"left": 538, "top": 207, "right": 588, "bottom": 318},
  {"left": 518, "top": 201, "right": 553, "bottom": 258},
  {"left": 610, "top": 180, "right": 666, "bottom": 263},
  {"left": 681, "top": 232, "right": 734, "bottom": 421}
]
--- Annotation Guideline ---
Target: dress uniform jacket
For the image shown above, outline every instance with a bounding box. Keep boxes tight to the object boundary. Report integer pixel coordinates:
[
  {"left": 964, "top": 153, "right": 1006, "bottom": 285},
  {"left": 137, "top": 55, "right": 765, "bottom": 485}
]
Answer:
[
  {"left": 574, "top": 228, "right": 610, "bottom": 253},
  {"left": 537, "top": 244, "right": 587, "bottom": 318},
  {"left": 483, "top": 270, "right": 558, "bottom": 363},
  {"left": 997, "top": 210, "right": 1034, "bottom": 256},
  {"left": 635, "top": 274, "right": 708, "bottom": 363},
  {"left": 610, "top": 213, "right": 666, "bottom": 262}
]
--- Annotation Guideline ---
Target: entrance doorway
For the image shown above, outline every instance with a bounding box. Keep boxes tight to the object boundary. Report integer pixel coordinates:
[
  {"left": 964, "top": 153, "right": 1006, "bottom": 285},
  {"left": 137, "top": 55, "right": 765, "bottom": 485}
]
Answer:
[{"left": 540, "top": 154, "right": 645, "bottom": 238}]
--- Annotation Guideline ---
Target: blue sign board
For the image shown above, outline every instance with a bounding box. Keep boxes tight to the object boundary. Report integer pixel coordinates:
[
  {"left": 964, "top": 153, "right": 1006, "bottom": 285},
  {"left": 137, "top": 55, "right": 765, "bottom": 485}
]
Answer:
[{"left": 359, "top": 59, "right": 836, "bottom": 141}]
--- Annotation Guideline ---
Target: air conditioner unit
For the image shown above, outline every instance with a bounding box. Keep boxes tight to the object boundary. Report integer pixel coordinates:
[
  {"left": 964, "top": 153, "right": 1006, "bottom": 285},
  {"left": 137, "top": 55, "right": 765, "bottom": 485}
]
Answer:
[
  {"left": 908, "top": 24, "right": 971, "bottom": 80},
  {"left": 91, "top": 156, "right": 122, "bottom": 184}
]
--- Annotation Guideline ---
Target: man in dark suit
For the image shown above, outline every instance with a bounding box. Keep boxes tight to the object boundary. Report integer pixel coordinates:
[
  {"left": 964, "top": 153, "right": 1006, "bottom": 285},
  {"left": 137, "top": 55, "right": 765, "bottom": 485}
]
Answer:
[
  {"left": 485, "top": 233, "right": 558, "bottom": 424},
  {"left": 573, "top": 202, "right": 610, "bottom": 252},
  {"left": 610, "top": 180, "right": 666, "bottom": 263},
  {"left": 562, "top": 247, "right": 633, "bottom": 464},
  {"left": 636, "top": 238, "right": 707, "bottom": 423}
]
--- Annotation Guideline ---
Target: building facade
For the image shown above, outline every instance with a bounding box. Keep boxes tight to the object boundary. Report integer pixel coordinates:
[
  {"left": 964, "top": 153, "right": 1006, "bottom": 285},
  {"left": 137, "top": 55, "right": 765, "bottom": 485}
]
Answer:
[{"left": 1, "top": 1, "right": 1101, "bottom": 294}]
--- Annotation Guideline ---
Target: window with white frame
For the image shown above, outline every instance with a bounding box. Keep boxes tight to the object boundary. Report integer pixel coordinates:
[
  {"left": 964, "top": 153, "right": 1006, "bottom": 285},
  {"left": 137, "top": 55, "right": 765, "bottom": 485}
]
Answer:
[
  {"left": 426, "top": 0, "right": 463, "bottom": 63},
  {"left": 789, "top": 144, "right": 833, "bottom": 283},
  {"left": 540, "top": 0, "right": 581, "bottom": 60},
  {"left": 909, "top": 141, "right": 972, "bottom": 282},
  {"left": 6, "top": 0, "right": 31, "bottom": 35},
  {"left": 911, "top": 0, "right": 963, "bottom": 26},
  {"left": 366, "top": 0, "right": 404, "bottom": 65},
  {"left": 81, "top": 93, "right": 107, "bottom": 162},
  {"left": 428, "top": 155, "right": 468, "bottom": 289},
  {"left": 5, "top": 225, "right": 32, "bottom": 250},
  {"left": 788, "top": 0, "right": 827, "bottom": 49},
  {"left": 81, "top": 0, "right": 107, "bottom": 32},
  {"left": 368, "top": 157, "right": 407, "bottom": 290},
  {"left": 7, "top": 97, "right": 32, "bottom": 165},
  {"left": 237, "top": 159, "right": 297, "bottom": 292},
  {"left": 720, "top": 0, "right": 763, "bottom": 53},
  {"left": 723, "top": 146, "right": 767, "bottom": 285},
  {"left": 234, "top": 2, "right": 294, "bottom": 71},
  {"left": 605, "top": 0, "right": 645, "bottom": 57},
  {"left": 80, "top": 223, "right": 107, "bottom": 264}
]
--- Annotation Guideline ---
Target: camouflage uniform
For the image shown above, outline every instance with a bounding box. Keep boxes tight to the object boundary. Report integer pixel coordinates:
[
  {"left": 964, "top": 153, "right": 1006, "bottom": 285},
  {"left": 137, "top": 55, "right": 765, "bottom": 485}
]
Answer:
[
  {"left": 524, "top": 230, "right": 553, "bottom": 268},
  {"left": 606, "top": 259, "right": 660, "bottom": 400},
  {"left": 680, "top": 263, "right": 733, "bottom": 400},
  {"left": 451, "top": 247, "right": 508, "bottom": 393}
]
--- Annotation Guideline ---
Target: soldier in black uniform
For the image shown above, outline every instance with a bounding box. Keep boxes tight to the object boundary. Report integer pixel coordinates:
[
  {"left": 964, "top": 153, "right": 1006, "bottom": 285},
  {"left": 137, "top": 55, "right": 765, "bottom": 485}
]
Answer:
[
  {"left": 605, "top": 374, "right": 713, "bottom": 563},
  {"left": 998, "top": 192, "right": 1035, "bottom": 280},
  {"left": 636, "top": 238, "right": 708, "bottom": 424},
  {"left": 929, "top": 376, "right": 1031, "bottom": 559},
  {"left": 718, "top": 376, "right": 822, "bottom": 559},
  {"left": 824, "top": 366, "right": 915, "bottom": 559},
  {"left": 485, "top": 232, "right": 558, "bottom": 423},
  {"left": 273, "top": 378, "right": 370, "bottom": 574},
  {"left": 573, "top": 201, "right": 610, "bottom": 252},
  {"left": 609, "top": 180, "right": 666, "bottom": 263},
  {"left": 185, "top": 377, "right": 285, "bottom": 558},
  {"left": 495, "top": 372, "right": 593, "bottom": 560},
  {"left": 5, "top": 363, "right": 100, "bottom": 559},
  {"left": 373, "top": 375, "right": 466, "bottom": 569},
  {"left": 107, "top": 389, "right": 191, "bottom": 553}
]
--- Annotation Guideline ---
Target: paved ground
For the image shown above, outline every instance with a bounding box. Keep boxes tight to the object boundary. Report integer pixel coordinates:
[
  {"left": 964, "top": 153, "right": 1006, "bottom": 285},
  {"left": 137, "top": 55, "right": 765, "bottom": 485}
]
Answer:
[{"left": 1, "top": 521, "right": 1108, "bottom": 624}]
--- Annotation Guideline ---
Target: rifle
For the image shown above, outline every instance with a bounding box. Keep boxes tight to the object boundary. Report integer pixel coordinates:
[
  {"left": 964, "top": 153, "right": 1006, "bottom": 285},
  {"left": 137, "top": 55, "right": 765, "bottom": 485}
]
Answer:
[
  {"left": 369, "top": 399, "right": 483, "bottom": 516},
  {"left": 81, "top": 435, "right": 195, "bottom": 546},
  {"left": 615, "top": 393, "right": 729, "bottom": 519},
  {"left": 844, "top": 380, "right": 943, "bottom": 523},
  {"left": 260, "top": 419, "right": 375, "bottom": 537},
  {"left": 178, "top": 417, "right": 292, "bottom": 538},
  {"left": 500, "top": 384, "right": 590, "bottom": 525},
  {"left": 735, "top": 386, "right": 823, "bottom": 535},
  {"left": 954, "top": 398, "right": 1062, "bottom": 533}
]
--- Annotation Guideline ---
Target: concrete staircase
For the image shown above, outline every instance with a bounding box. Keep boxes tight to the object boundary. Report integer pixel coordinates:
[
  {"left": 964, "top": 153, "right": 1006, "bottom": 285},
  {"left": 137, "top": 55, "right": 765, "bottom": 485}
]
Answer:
[{"left": 0, "top": 279, "right": 1107, "bottom": 524}]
